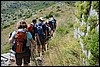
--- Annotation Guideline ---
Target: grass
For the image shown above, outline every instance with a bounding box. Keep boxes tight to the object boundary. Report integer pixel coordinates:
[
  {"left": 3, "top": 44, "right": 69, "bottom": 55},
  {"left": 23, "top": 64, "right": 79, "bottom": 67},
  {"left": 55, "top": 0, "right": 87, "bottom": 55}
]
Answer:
[
  {"left": 45, "top": 30, "right": 83, "bottom": 66},
  {"left": 1, "top": 2, "right": 84, "bottom": 66}
]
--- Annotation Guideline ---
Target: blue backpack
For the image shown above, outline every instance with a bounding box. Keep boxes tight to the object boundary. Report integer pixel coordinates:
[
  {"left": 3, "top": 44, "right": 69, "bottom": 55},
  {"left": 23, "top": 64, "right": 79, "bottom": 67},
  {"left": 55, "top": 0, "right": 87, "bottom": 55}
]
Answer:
[{"left": 37, "top": 22, "right": 44, "bottom": 36}]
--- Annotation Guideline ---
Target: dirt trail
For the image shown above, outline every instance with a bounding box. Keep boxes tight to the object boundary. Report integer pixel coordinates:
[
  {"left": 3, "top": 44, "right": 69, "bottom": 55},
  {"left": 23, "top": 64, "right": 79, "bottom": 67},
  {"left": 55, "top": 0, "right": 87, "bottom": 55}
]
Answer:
[{"left": 9, "top": 17, "right": 59, "bottom": 66}]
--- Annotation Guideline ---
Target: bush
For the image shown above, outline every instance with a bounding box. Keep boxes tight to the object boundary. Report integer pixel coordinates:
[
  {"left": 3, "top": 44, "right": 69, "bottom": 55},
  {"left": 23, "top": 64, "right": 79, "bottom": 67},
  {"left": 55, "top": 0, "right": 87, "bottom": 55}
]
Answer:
[
  {"left": 2, "top": 24, "right": 10, "bottom": 29},
  {"left": 88, "top": 31, "right": 99, "bottom": 59},
  {"left": 56, "top": 27, "right": 69, "bottom": 35},
  {"left": 54, "top": 13, "right": 60, "bottom": 17},
  {"left": 80, "top": 24, "right": 87, "bottom": 32},
  {"left": 67, "top": 22, "right": 73, "bottom": 28}
]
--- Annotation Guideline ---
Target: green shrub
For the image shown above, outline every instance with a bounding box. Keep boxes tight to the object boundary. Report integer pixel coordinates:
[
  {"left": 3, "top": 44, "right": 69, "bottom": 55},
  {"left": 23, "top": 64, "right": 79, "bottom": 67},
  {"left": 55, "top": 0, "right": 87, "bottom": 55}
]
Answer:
[
  {"left": 80, "top": 24, "right": 87, "bottom": 32},
  {"left": 67, "top": 22, "right": 73, "bottom": 28},
  {"left": 74, "top": 22, "right": 80, "bottom": 28},
  {"left": 2, "top": 24, "right": 10, "bottom": 29},
  {"left": 88, "top": 31, "right": 99, "bottom": 59},
  {"left": 54, "top": 13, "right": 60, "bottom": 17},
  {"left": 56, "top": 27, "right": 69, "bottom": 35}
]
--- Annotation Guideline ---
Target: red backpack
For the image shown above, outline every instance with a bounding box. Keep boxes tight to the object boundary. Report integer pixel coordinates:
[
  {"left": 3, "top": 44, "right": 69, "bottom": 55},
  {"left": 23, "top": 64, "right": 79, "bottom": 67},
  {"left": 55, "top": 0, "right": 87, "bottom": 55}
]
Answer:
[
  {"left": 13, "top": 30, "right": 27, "bottom": 53},
  {"left": 27, "top": 24, "right": 34, "bottom": 33}
]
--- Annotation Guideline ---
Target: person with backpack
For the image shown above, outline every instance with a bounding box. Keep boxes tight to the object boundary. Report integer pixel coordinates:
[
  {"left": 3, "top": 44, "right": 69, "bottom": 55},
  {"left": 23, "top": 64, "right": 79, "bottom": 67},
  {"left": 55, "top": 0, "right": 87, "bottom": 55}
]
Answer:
[
  {"left": 36, "top": 17, "right": 47, "bottom": 56},
  {"left": 9, "top": 20, "right": 36, "bottom": 66},
  {"left": 45, "top": 20, "right": 51, "bottom": 39},
  {"left": 27, "top": 19, "right": 37, "bottom": 41},
  {"left": 49, "top": 17, "right": 54, "bottom": 37},
  {"left": 42, "top": 20, "right": 48, "bottom": 51},
  {"left": 43, "top": 20, "right": 51, "bottom": 50},
  {"left": 49, "top": 16, "right": 56, "bottom": 36},
  {"left": 52, "top": 17, "right": 56, "bottom": 32}
]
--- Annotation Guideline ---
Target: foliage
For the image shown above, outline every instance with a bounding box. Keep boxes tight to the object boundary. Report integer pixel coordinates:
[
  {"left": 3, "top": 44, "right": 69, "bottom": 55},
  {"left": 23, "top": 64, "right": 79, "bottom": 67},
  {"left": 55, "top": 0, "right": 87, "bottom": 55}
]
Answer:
[
  {"left": 80, "top": 24, "right": 87, "bottom": 32},
  {"left": 65, "top": 1, "right": 76, "bottom": 7},
  {"left": 88, "top": 15, "right": 98, "bottom": 27},
  {"left": 1, "top": 1, "right": 56, "bottom": 30},
  {"left": 83, "top": 1, "right": 91, "bottom": 22},
  {"left": 75, "top": 1, "right": 84, "bottom": 22},
  {"left": 75, "top": 1, "right": 99, "bottom": 66},
  {"left": 56, "top": 27, "right": 69, "bottom": 35},
  {"left": 88, "top": 31, "right": 99, "bottom": 60},
  {"left": 92, "top": 1, "right": 99, "bottom": 14},
  {"left": 74, "top": 22, "right": 80, "bottom": 28}
]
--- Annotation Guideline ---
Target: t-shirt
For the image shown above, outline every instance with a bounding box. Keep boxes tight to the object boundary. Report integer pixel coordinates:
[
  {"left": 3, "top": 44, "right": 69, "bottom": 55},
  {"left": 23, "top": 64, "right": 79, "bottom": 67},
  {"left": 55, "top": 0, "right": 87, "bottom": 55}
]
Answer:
[
  {"left": 36, "top": 22, "right": 47, "bottom": 35},
  {"left": 49, "top": 20, "right": 53, "bottom": 30},
  {"left": 32, "top": 24, "right": 38, "bottom": 40},
  {"left": 11, "top": 29, "right": 32, "bottom": 47},
  {"left": 42, "top": 23, "right": 47, "bottom": 35}
]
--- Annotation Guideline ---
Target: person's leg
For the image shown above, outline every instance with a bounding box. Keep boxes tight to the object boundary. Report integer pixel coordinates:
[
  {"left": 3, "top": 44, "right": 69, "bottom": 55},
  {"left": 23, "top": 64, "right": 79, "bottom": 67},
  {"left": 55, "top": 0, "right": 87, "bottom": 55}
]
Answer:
[
  {"left": 24, "top": 48, "right": 31, "bottom": 66},
  {"left": 15, "top": 54, "right": 22, "bottom": 66},
  {"left": 42, "top": 40, "right": 45, "bottom": 55},
  {"left": 24, "top": 56, "right": 30, "bottom": 66},
  {"left": 37, "top": 41, "right": 40, "bottom": 57}
]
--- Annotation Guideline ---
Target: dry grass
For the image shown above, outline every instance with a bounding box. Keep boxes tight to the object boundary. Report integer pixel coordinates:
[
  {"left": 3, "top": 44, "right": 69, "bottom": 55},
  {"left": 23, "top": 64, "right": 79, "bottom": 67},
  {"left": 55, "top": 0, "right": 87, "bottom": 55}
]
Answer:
[{"left": 1, "top": 3, "right": 84, "bottom": 66}]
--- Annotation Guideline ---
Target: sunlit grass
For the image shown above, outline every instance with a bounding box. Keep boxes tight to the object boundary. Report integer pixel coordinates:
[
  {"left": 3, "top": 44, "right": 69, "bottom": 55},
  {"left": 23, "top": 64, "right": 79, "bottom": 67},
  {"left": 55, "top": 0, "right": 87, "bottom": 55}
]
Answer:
[{"left": 1, "top": 3, "right": 84, "bottom": 66}]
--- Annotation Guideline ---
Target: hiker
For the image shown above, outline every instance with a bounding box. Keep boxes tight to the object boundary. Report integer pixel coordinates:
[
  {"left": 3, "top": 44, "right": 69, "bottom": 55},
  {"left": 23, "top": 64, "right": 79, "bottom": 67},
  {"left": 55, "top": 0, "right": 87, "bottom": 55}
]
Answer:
[
  {"left": 49, "top": 16, "right": 56, "bottom": 36},
  {"left": 42, "top": 20, "right": 48, "bottom": 51},
  {"left": 44, "top": 20, "right": 51, "bottom": 50},
  {"left": 50, "top": 16, "right": 56, "bottom": 32},
  {"left": 27, "top": 19, "right": 37, "bottom": 40},
  {"left": 9, "top": 20, "right": 36, "bottom": 66},
  {"left": 51, "top": 16, "right": 56, "bottom": 32},
  {"left": 45, "top": 20, "right": 51, "bottom": 39},
  {"left": 48, "top": 18, "right": 54, "bottom": 37},
  {"left": 36, "top": 17, "right": 47, "bottom": 56}
]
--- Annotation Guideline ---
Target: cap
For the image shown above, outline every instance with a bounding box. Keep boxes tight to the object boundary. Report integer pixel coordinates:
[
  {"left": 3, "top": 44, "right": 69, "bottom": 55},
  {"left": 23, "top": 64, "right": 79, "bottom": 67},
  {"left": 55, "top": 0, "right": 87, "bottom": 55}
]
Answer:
[{"left": 39, "top": 17, "right": 44, "bottom": 21}]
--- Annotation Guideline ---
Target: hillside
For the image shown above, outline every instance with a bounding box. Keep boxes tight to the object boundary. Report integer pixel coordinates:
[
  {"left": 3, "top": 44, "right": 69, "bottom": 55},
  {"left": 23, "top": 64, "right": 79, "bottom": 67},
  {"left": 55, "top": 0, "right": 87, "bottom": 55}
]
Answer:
[
  {"left": 1, "top": 1, "right": 56, "bottom": 53},
  {"left": 1, "top": 1, "right": 76, "bottom": 54},
  {"left": 1, "top": 1, "right": 56, "bottom": 30},
  {"left": 1, "top": 1, "right": 83, "bottom": 66},
  {"left": 1, "top": 1, "right": 99, "bottom": 66}
]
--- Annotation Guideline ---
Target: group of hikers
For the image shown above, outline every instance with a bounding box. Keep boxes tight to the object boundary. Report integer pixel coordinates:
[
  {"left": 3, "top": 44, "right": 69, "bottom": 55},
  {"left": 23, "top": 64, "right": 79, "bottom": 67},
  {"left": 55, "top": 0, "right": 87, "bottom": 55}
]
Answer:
[{"left": 9, "top": 15, "right": 56, "bottom": 66}]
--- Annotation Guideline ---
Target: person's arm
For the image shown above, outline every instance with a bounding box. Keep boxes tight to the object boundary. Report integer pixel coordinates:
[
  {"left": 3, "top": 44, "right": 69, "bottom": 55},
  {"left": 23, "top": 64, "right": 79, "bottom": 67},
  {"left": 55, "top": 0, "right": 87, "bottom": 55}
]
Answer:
[
  {"left": 27, "top": 32, "right": 35, "bottom": 46},
  {"left": 9, "top": 31, "right": 16, "bottom": 44},
  {"left": 36, "top": 33, "right": 40, "bottom": 43},
  {"left": 45, "top": 26, "right": 48, "bottom": 40},
  {"left": 30, "top": 38, "right": 35, "bottom": 47},
  {"left": 35, "top": 26, "right": 41, "bottom": 43},
  {"left": 45, "top": 30, "right": 48, "bottom": 39},
  {"left": 9, "top": 36, "right": 14, "bottom": 44}
]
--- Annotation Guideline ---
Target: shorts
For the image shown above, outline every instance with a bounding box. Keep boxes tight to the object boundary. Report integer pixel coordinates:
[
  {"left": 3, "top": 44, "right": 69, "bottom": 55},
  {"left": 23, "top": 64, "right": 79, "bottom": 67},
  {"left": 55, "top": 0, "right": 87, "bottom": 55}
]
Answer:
[
  {"left": 15, "top": 47, "right": 31, "bottom": 65},
  {"left": 37, "top": 39, "right": 45, "bottom": 46}
]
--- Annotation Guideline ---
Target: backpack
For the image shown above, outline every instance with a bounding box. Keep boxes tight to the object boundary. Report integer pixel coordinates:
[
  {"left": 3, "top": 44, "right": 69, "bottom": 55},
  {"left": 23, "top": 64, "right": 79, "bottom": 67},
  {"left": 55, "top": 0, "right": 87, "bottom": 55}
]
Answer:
[
  {"left": 12, "top": 30, "right": 27, "bottom": 53},
  {"left": 46, "top": 25, "right": 51, "bottom": 36},
  {"left": 49, "top": 20, "right": 53, "bottom": 30},
  {"left": 37, "top": 25, "right": 44, "bottom": 36},
  {"left": 27, "top": 24, "right": 34, "bottom": 33},
  {"left": 53, "top": 19, "right": 56, "bottom": 29}
]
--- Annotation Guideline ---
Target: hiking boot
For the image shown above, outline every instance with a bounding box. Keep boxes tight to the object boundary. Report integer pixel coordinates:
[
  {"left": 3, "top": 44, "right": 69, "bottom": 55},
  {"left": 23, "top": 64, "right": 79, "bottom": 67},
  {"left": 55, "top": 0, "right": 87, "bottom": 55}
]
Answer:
[
  {"left": 38, "top": 52, "right": 40, "bottom": 57},
  {"left": 42, "top": 51, "right": 44, "bottom": 55},
  {"left": 44, "top": 47, "right": 46, "bottom": 51},
  {"left": 47, "top": 45, "right": 49, "bottom": 50}
]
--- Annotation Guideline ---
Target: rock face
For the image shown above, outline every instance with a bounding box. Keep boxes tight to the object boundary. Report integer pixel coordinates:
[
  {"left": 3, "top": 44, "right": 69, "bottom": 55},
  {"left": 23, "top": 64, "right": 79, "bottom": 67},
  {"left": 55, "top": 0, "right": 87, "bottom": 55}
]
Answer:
[
  {"left": 1, "top": 50, "right": 15, "bottom": 66},
  {"left": 74, "top": 1, "right": 99, "bottom": 65}
]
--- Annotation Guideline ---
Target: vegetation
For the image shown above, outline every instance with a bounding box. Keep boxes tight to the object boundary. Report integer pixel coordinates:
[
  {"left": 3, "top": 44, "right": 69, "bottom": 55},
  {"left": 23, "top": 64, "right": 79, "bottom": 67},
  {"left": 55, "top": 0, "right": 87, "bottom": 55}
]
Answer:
[
  {"left": 1, "top": 1, "right": 99, "bottom": 66},
  {"left": 75, "top": 1, "right": 99, "bottom": 66},
  {"left": 1, "top": 1, "right": 56, "bottom": 30}
]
